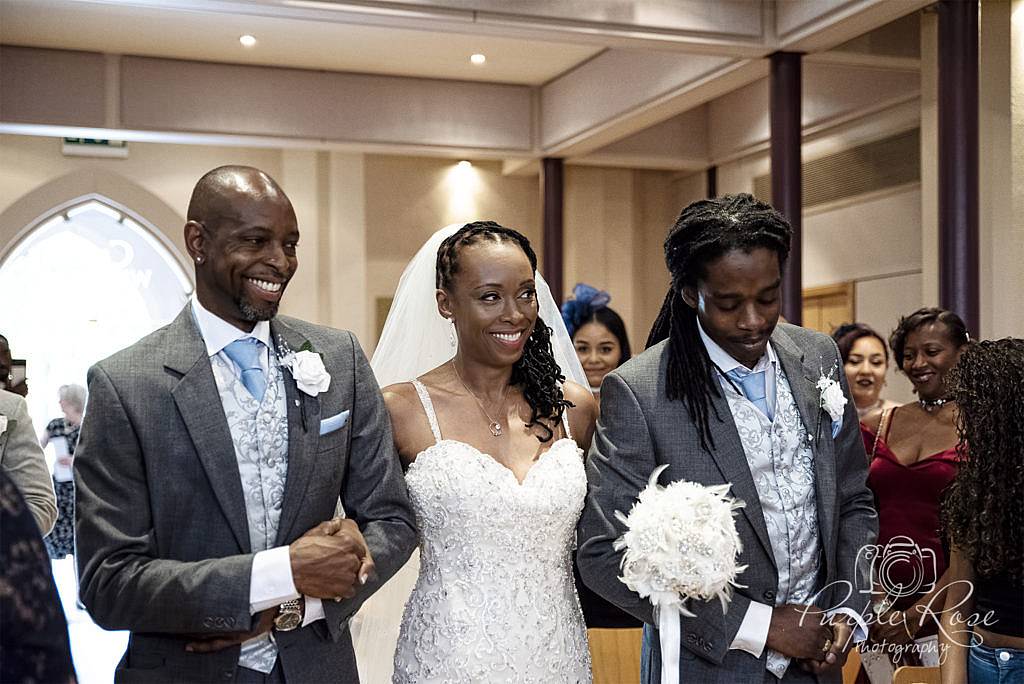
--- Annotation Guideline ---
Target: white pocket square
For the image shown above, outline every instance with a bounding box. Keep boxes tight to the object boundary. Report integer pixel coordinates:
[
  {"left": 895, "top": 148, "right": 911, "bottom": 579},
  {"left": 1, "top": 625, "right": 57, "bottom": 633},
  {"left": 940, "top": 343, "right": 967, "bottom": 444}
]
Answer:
[{"left": 319, "top": 410, "right": 350, "bottom": 436}]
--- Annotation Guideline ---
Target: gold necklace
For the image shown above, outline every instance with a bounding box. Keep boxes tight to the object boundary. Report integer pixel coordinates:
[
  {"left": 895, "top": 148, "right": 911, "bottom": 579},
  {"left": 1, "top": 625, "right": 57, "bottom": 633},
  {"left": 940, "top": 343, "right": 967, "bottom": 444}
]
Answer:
[{"left": 451, "top": 359, "right": 510, "bottom": 437}]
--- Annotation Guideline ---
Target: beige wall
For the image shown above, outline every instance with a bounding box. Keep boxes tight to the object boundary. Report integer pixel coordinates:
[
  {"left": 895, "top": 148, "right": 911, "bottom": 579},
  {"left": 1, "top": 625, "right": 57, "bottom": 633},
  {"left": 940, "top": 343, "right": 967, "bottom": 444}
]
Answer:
[
  {"left": 362, "top": 154, "right": 541, "bottom": 351},
  {"left": 561, "top": 166, "right": 705, "bottom": 351},
  {"left": 980, "top": 0, "right": 1024, "bottom": 340},
  {"left": 0, "top": 134, "right": 282, "bottom": 224},
  {"left": 2, "top": 76, "right": 1017, "bottom": 371},
  {"left": 1015, "top": 0, "right": 1024, "bottom": 340}
]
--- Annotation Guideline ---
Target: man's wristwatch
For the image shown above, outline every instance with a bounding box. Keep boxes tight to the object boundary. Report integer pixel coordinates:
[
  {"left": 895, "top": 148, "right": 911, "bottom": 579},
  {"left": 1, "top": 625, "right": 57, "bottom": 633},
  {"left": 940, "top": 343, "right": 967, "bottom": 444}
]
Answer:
[{"left": 274, "top": 599, "right": 302, "bottom": 631}]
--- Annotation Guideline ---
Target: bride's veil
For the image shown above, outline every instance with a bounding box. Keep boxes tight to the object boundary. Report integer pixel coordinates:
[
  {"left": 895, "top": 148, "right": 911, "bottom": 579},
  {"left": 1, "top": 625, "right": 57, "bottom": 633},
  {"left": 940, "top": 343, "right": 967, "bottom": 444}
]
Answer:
[
  {"left": 370, "top": 223, "right": 587, "bottom": 388},
  {"left": 352, "top": 223, "right": 587, "bottom": 684}
]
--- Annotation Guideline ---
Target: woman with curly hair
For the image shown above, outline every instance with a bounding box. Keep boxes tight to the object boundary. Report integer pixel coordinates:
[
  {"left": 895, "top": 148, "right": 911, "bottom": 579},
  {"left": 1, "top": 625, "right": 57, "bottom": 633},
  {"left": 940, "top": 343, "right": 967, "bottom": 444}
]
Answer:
[
  {"left": 562, "top": 283, "right": 633, "bottom": 402},
  {"left": 938, "top": 338, "right": 1024, "bottom": 684},
  {"left": 866, "top": 308, "right": 970, "bottom": 661}
]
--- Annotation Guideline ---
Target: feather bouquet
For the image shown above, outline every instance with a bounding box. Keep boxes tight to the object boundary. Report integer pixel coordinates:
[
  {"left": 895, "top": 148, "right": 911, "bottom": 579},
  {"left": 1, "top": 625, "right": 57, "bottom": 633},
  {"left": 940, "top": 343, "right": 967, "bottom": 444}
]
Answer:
[{"left": 615, "top": 465, "right": 747, "bottom": 684}]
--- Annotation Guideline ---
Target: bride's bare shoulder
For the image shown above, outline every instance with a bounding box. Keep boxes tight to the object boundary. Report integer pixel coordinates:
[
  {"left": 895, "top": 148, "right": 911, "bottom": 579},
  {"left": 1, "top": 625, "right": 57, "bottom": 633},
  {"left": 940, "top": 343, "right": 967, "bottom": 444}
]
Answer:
[
  {"left": 562, "top": 381, "right": 597, "bottom": 448},
  {"left": 382, "top": 381, "right": 419, "bottom": 413},
  {"left": 562, "top": 381, "right": 596, "bottom": 415}
]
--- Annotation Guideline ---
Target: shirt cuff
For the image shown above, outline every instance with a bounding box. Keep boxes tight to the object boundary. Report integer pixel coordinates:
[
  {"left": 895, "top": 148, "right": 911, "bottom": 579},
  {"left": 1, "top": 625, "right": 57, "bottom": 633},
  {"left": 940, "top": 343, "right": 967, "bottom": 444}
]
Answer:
[
  {"left": 730, "top": 600, "right": 772, "bottom": 657},
  {"left": 249, "top": 546, "right": 299, "bottom": 614},
  {"left": 303, "top": 597, "right": 325, "bottom": 626},
  {"left": 827, "top": 607, "right": 869, "bottom": 644}
]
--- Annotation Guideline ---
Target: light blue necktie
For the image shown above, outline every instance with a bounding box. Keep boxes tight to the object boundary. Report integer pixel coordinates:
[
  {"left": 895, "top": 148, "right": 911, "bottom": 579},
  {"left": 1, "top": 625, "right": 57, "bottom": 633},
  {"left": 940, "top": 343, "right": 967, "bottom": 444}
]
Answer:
[
  {"left": 726, "top": 367, "right": 771, "bottom": 421},
  {"left": 222, "top": 338, "right": 267, "bottom": 402}
]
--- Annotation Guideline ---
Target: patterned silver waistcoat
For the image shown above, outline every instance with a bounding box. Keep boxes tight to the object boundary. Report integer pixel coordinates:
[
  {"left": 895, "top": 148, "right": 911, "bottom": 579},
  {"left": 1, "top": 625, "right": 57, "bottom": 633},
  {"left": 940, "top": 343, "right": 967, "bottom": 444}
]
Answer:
[
  {"left": 211, "top": 353, "right": 289, "bottom": 673},
  {"left": 724, "top": 362, "right": 821, "bottom": 678}
]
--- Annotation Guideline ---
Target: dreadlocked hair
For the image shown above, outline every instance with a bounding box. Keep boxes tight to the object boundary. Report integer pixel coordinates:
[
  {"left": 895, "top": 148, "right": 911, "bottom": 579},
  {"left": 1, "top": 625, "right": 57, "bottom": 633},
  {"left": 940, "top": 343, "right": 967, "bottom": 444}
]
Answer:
[
  {"left": 436, "top": 220, "right": 572, "bottom": 443},
  {"left": 645, "top": 194, "right": 793, "bottom": 451},
  {"left": 941, "top": 338, "right": 1024, "bottom": 582}
]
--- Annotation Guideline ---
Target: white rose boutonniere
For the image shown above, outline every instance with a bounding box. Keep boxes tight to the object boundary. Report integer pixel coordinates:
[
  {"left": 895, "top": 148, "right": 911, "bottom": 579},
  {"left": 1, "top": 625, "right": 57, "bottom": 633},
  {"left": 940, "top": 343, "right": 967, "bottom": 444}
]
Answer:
[
  {"left": 816, "top": 372, "right": 847, "bottom": 423},
  {"left": 279, "top": 341, "right": 331, "bottom": 396}
]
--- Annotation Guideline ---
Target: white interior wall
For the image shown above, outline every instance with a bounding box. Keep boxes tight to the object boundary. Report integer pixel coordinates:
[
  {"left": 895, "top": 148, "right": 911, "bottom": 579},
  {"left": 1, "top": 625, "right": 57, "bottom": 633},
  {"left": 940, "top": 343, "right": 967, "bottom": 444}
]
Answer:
[
  {"left": 855, "top": 274, "right": 921, "bottom": 405},
  {"left": 0, "top": 135, "right": 282, "bottom": 223},
  {"left": 805, "top": 187, "right": 924, "bottom": 406},
  {"left": 362, "top": 155, "right": 541, "bottom": 351},
  {"left": 979, "top": 0, "right": 1024, "bottom": 340},
  {"left": 803, "top": 187, "right": 922, "bottom": 288}
]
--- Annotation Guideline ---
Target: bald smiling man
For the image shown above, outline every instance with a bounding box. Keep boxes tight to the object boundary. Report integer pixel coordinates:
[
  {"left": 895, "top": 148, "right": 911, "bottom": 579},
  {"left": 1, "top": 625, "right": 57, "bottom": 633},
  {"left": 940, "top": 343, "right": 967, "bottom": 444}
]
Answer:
[{"left": 74, "top": 166, "right": 416, "bottom": 683}]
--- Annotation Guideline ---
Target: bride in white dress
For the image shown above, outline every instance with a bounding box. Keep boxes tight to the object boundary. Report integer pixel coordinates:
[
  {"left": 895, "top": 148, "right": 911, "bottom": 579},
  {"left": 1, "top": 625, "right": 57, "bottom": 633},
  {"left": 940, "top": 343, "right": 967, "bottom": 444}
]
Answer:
[{"left": 358, "top": 221, "right": 596, "bottom": 683}]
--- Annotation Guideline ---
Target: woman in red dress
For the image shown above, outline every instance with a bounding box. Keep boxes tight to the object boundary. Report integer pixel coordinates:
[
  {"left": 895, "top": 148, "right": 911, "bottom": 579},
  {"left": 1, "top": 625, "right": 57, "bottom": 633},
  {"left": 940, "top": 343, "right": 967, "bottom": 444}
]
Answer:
[{"left": 864, "top": 308, "right": 970, "bottom": 662}]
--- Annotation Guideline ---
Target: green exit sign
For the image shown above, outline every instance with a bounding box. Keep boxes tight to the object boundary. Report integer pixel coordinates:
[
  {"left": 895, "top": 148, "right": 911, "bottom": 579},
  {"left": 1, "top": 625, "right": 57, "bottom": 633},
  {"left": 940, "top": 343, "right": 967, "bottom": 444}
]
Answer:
[{"left": 62, "top": 138, "right": 128, "bottom": 158}]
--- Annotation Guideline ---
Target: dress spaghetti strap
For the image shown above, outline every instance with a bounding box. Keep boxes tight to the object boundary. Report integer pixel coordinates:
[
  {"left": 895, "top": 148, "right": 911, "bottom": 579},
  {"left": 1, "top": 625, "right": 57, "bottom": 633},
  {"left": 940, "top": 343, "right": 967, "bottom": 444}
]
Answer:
[
  {"left": 410, "top": 380, "right": 443, "bottom": 444},
  {"left": 871, "top": 406, "right": 896, "bottom": 461}
]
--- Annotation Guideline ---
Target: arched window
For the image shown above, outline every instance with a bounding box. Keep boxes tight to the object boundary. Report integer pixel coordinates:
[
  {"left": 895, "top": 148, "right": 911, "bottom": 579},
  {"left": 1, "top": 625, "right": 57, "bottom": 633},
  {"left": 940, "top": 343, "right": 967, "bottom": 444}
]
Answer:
[{"left": 0, "top": 198, "right": 193, "bottom": 426}]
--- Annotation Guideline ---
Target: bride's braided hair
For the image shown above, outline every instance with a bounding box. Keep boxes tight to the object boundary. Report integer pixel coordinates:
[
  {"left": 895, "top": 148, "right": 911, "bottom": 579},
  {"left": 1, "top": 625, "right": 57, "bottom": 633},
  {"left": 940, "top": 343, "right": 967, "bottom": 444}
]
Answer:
[
  {"left": 646, "top": 194, "right": 792, "bottom": 451},
  {"left": 437, "top": 221, "right": 572, "bottom": 443}
]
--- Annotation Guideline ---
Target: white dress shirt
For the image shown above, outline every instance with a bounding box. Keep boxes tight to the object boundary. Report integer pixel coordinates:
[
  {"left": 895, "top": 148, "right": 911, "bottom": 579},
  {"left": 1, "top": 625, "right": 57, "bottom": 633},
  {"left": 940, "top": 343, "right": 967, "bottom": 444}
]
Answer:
[
  {"left": 696, "top": 320, "right": 864, "bottom": 659},
  {"left": 696, "top": 320, "right": 776, "bottom": 657},
  {"left": 191, "top": 295, "right": 323, "bottom": 627}
]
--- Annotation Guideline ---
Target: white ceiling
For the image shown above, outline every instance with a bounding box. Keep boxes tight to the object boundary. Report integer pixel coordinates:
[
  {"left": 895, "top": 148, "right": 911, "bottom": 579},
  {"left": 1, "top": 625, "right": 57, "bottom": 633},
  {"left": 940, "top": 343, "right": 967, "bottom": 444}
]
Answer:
[{"left": 0, "top": 0, "right": 603, "bottom": 85}]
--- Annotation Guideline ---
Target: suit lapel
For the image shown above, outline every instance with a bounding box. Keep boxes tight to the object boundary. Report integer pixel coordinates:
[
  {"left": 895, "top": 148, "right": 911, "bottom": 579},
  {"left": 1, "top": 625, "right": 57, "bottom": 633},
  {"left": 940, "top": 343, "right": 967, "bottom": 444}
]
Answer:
[
  {"left": 166, "top": 306, "right": 251, "bottom": 553},
  {"left": 771, "top": 327, "right": 837, "bottom": 560},
  {"left": 704, "top": 387, "right": 777, "bottom": 569},
  {"left": 271, "top": 319, "right": 321, "bottom": 546}
]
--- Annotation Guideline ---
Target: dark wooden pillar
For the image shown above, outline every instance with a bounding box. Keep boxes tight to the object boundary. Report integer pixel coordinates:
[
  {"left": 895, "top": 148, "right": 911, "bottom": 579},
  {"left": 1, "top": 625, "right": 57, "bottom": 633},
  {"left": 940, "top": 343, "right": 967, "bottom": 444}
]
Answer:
[
  {"left": 706, "top": 165, "right": 718, "bottom": 198},
  {"left": 937, "top": 0, "right": 979, "bottom": 334},
  {"left": 541, "top": 157, "right": 565, "bottom": 306},
  {"left": 770, "top": 51, "right": 803, "bottom": 326}
]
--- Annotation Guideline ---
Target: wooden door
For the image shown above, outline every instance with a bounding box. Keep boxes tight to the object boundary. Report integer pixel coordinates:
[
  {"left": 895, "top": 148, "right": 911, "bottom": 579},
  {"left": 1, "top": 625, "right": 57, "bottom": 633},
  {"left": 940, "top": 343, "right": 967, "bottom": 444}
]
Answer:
[{"left": 801, "top": 282, "right": 855, "bottom": 335}]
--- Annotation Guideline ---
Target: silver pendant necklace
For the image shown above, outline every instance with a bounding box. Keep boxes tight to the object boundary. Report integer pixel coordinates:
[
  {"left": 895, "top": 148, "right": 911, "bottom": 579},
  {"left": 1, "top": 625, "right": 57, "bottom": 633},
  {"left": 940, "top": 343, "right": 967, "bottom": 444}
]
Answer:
[{"left": 451, "top": 360, "right": 510, "bottom": 437}]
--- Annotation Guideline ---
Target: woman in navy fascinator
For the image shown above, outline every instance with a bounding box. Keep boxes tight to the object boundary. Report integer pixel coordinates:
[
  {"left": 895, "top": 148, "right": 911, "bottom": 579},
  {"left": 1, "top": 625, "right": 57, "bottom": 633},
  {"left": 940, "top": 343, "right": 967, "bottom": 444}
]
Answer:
[
  {"left": 565, "top": 284, "right": 642, "bottom": 639},
  {"left": 562, "top": 283, "right": 632, "bottom": 400}
]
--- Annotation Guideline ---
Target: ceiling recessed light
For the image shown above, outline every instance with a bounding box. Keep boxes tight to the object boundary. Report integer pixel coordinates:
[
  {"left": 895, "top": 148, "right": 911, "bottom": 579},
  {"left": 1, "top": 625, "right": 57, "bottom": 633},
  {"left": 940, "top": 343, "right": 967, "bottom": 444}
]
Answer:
[
  {"left": 239, "top": 34, "right": 257, "bottom": 48},
  {"left": 457, "top": 160, "right": 472, "bottom": 168},
  {"left": 470, "top": 53, "right": 486, "bottom": 65}
]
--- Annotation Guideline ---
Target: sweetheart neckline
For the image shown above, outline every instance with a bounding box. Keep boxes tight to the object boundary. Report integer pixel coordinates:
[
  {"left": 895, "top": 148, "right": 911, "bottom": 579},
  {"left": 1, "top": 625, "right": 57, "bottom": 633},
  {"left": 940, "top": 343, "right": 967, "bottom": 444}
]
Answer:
[{"left": 407, "top": 437, "right": 581, "bottom": 487}]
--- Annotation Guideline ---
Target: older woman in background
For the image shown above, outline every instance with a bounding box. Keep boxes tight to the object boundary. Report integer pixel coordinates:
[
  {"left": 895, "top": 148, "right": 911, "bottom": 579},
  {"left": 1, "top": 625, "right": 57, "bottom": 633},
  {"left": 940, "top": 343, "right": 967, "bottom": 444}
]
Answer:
[
  {"left": 866, "top": 308, "right": 970, "bottom": 662},
  {"left": 39, "top": 384, "right": 85, "bottom": 561},
  {"left": 939, "top": 338, "right": 1024, "bottom": 684},
  {"left": 562, "top": 283, "right": 632, "bottom": 402},
  {"left": 833, "top": 322, "right": 898, "bottom": 421}
]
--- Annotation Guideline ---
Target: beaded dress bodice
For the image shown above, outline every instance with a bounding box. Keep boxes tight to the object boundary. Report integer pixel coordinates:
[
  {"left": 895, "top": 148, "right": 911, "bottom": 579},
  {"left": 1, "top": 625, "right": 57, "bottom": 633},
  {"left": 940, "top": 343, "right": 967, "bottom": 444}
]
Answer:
[{"left": 392, "top": 381, "right": 592, "bottom": 683}]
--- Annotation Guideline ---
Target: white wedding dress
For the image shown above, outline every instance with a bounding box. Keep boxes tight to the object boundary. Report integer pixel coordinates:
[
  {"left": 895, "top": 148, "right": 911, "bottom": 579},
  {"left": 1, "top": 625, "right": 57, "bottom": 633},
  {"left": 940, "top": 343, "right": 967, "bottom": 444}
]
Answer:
[{"left": 391, "top": 380, "right": 592, "bottom": 683}]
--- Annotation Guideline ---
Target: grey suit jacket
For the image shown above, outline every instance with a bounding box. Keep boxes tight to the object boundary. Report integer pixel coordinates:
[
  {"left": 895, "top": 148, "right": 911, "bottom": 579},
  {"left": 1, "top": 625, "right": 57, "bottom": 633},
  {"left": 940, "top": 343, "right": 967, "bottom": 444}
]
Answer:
[
  {"left": 75, "top": 306, "right": 417, "bottom": 683},
  {"left": 577, "top": 323, "right": 878, "bottom": 684},
  {"left": 0, "top": 389, "right": 57, "bottom": 535}
]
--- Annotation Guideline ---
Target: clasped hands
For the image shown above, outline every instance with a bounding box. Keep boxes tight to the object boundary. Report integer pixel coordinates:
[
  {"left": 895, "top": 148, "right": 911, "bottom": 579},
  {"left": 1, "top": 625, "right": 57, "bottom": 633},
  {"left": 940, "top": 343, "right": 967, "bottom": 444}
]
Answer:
[
  {"left": 290, "top": 516, "right": 376, "bottom": 600},
  {"left": 766, "top": 604, "right": 856, "bottom": 675},
  {"left": 185, "top": 517, "right": 373, "bottom": 653}
]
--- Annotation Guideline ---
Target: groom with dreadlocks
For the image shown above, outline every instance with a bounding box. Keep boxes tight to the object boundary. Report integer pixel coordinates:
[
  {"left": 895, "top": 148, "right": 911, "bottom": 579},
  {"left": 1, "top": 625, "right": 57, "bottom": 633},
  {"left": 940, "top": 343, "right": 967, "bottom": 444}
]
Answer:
[{"left": 577, "top": 194, "right": 877, "bottom": 683}]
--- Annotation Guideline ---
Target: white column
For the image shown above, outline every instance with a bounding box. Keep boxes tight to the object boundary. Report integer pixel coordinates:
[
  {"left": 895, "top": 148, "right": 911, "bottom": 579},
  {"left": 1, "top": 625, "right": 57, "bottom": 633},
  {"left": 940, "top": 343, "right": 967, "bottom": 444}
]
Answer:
[
  {"left": 326, "top": 152, "right": 369, "bottom": 345},
  {"left": 920, "top": 10, "right": 940, "bottom": 307},
  {"left": 279, "top": 149, "right": 322, "bottom": 324},
  {"left": 1006, "top": 0, "right": 1024, "bottom": 338},
  {"left": 979, "top": 0, "right": 1019, "bottom": 339}
]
